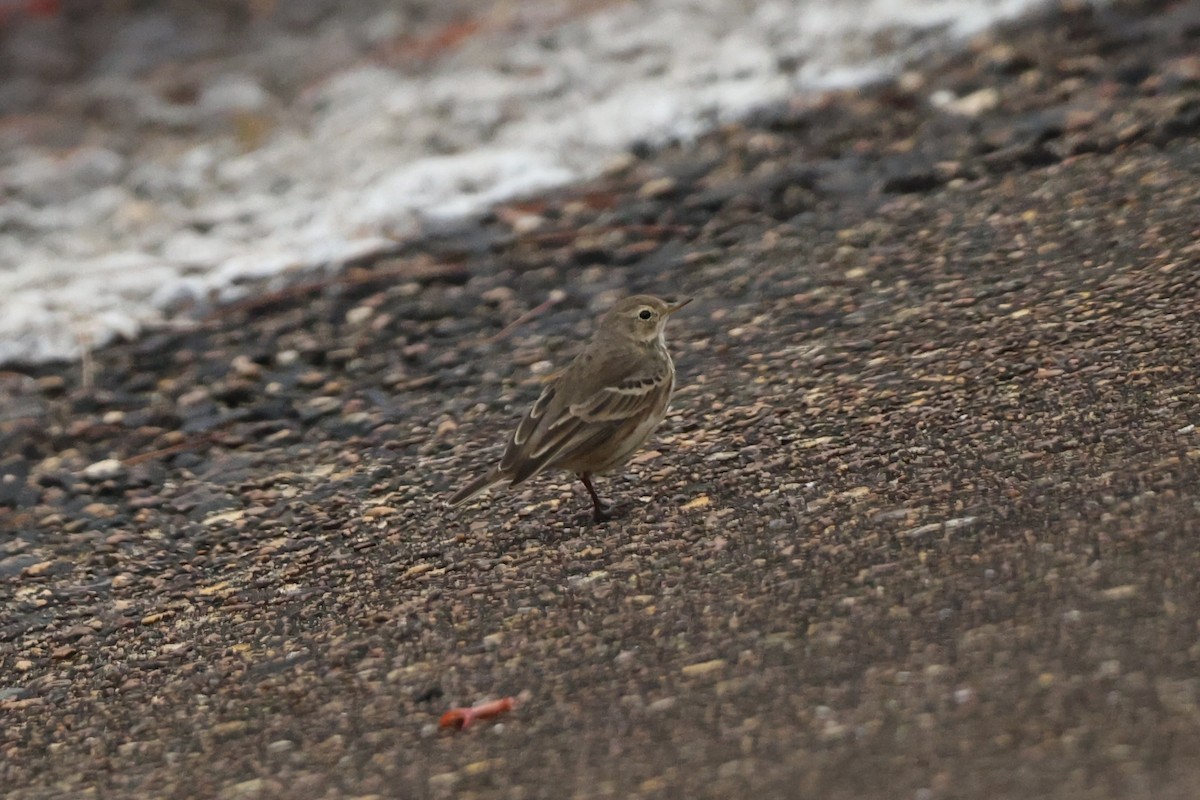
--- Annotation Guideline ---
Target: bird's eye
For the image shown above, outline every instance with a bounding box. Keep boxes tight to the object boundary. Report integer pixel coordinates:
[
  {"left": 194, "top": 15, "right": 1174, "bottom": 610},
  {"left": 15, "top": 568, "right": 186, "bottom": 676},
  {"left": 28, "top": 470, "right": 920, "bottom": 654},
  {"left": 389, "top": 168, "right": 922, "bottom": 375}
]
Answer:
[{"left": 638, "top": 309, "right": 653, "bottom": 320}]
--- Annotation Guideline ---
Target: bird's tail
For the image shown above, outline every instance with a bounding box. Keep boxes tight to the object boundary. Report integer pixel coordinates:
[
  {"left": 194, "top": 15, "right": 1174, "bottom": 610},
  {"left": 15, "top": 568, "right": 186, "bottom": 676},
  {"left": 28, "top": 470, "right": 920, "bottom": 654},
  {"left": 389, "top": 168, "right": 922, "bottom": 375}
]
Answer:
[{"left": 445, "top": 467, "right": 507, "bottom": 508}]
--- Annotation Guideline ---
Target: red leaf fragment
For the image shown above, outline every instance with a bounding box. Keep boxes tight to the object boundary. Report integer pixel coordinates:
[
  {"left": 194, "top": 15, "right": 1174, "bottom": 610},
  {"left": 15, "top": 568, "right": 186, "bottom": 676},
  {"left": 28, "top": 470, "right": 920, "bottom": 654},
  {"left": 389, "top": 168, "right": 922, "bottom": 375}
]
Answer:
[{"left": 439, "top": 696, "right": 516, "bottom": 730}]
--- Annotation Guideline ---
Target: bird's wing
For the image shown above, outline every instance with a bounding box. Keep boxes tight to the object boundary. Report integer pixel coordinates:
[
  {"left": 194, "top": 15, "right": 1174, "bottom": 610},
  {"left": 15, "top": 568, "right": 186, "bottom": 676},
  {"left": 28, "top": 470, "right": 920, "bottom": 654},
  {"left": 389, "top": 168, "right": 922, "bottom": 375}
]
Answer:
[
  {"left": 509, "top": 381, "right": 557, "bottom": 450},
  {"left": 565, "top": 371, "right": 671, "bottom": 423},
  {"left": 500, "top": 365, "right": 672, "bottom": 485}
]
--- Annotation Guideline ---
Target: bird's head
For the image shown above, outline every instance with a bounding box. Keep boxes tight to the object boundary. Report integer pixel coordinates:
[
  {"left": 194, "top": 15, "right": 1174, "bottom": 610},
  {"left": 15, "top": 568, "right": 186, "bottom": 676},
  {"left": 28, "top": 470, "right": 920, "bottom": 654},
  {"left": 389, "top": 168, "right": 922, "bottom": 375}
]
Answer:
[{"left": 601, "top": 294, "right": 692, "bottom": 344}]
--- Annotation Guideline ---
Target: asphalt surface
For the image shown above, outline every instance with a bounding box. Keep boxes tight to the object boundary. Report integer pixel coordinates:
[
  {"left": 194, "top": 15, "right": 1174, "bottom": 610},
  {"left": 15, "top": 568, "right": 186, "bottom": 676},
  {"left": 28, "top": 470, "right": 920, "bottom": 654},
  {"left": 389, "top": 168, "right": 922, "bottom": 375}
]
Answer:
[{"left": 3, "top": 1, "right": 1200, "bottom": 798}]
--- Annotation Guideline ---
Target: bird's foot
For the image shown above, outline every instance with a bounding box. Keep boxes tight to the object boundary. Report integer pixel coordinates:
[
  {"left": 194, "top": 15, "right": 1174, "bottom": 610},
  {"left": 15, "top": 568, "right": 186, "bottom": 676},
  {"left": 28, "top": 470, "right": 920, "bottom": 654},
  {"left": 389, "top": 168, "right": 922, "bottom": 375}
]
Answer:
[
  {"left": 578, "top": 473, "right": 615, "bottom": 524},
  {"left": 592, "top": 501, "right": 615, "bottom": 524}
]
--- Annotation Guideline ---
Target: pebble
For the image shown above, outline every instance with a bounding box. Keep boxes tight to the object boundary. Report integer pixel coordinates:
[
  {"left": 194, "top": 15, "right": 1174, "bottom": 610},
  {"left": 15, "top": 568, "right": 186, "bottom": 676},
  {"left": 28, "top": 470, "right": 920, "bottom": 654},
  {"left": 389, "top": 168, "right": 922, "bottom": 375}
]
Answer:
[
  {"left": 638, "top": 177, "right": 677, "bottom": 198},
  {"left": 647, "top": 697, "right": 677, "bottom": 713},
  {"left": 681, "top": 659, "right": 726, "bottom": 678},
  {"left": 230, "top": 355, "right": 262, "bottom": 379},
  {"left": 362, "top": 506, "right": 397, "bottom": 519},
  {"left": 1098, "top": 584, "right": 1139, "bottom": 601},
  {"left": 938, "top": 87, "right": 1001, "bottom": 116},
  {"left": 218, "top": 778, "right": 266, "bottom": 800},
  {"left": 82, "top": 458, "right": 126, "bottom": 482}
]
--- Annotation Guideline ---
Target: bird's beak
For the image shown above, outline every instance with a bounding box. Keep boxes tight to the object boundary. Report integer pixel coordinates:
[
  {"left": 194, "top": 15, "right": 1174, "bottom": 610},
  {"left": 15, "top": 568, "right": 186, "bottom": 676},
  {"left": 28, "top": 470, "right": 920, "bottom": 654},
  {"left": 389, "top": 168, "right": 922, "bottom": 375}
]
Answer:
[{"left": 665, "top": 297, "right": 693, "bottom": 315}]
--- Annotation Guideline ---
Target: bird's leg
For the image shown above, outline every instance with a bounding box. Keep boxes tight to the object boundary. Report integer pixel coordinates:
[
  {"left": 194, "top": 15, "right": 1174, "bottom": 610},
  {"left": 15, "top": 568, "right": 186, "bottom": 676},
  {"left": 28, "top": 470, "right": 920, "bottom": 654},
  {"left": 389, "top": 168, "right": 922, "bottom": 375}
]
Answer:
[{"left": 578, "top": 473, "right": 612, "bottom": 522}]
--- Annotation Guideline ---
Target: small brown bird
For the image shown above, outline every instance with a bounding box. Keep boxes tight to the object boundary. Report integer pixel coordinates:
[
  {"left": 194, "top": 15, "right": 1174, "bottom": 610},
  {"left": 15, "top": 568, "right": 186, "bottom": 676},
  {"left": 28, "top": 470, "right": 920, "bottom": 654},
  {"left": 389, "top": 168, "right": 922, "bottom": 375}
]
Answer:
[{"left": 447, "top": 294, "right": 691, "bottom": 521}]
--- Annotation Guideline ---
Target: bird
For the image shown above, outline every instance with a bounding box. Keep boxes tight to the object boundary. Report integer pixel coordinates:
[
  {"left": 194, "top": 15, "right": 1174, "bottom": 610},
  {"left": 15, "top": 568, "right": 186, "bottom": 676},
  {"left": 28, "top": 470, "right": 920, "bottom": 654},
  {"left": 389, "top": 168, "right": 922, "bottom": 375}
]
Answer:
[{"left": 446, "top": 294, "right": 691, "bottom": 522}]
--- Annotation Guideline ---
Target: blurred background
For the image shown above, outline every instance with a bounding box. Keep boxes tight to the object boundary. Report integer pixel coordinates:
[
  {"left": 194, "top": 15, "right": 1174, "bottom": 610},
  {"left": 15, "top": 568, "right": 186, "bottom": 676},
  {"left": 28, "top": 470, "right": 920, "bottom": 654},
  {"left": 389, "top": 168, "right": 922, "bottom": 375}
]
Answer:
[{"left": 0, "top": 0, "right": 1052, "bottom": 364}]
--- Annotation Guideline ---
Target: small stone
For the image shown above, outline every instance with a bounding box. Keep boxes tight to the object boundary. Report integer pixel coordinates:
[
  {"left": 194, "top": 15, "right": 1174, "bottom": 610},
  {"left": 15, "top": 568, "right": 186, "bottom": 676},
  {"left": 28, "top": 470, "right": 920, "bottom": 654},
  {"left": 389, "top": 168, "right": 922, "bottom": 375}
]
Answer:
[
  {"left": 937, "top": 87, "right": 1000, "bottom": 116},
  {"left": 602, "top": 151, "right": 638, "bottom": 175},
  {"left": 681, "top": 659, "right": 726, "bottom": 678},
  {"left": 178, "top": 387, "right": 211, "bottom": 407},
  {"left": 82, "top": 502, "right": 117, "bottom": 518},
  {"left": 204, "top": 509, "right": 245, "bottom": 526},
  {"left": 647, "top": 697, "right": 677, "bottom": 713},
  {"left": 1099, "top": 584, "right": 1138, "bottom": 601},
  {"left": 211, "top": 720, "right": 249, "bottom": 738},
  {"left": 302, "top": 396, "right": 341, "bottom": 419},
  {"left": 509, "top": 213, "right": 544, "bottom": 235},
  {"left": 61, "top": 624, "right": 96, "bottom": 640},
  {"left": 23, "top": 561, "right": 56, "bottom": 577},
  {"left": 363, "top": 506, "right": 397, "bottom": 519},
  {"left": 14, "top": 660, "right": 34, "bottom": 672},
  {"left": 464, "top": 759, "right": 501, "bottom": 775},
  {"left": 230, "top": 355, "right": 262, "bottom": 378},
  {"left": 51, "top": 645, "right": 77, "bottom": 660},
  {"left": 297, "top": 370, "right": 326, "bottom": 388},
  {"left": 481, "top": 287, "right": 515, "bottom": 304},
  {"left": 1065, "top": 109, "right": 1099, "bottom": 131},
  {"left": 219, "top": 778, "right": 265, "bottom": 800},
  {"left": 345, "top": 305, "right": 374, "bottom": 325},
  {"left": 427, "top": 772, "right": 460, "bottom": 791},
  {"left": 638, "top": 177, "right": 676, "bottom": 198},
  {"left": 36, "top": 376, "right": 66, "bottom": 396},
  {"left": 898, "top": 70, "right": 925, "bottom": 92},
  {"left": 82, "top": 458, "right": 126, "bottom": 481}
]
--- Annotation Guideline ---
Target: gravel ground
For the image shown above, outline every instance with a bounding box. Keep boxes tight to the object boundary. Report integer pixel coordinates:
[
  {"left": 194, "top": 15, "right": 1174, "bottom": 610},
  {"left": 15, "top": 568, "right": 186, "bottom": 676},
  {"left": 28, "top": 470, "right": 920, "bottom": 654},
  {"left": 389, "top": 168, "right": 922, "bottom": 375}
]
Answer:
[{"left": 3, "top": 1, "right": 1200, "bottom": 798}]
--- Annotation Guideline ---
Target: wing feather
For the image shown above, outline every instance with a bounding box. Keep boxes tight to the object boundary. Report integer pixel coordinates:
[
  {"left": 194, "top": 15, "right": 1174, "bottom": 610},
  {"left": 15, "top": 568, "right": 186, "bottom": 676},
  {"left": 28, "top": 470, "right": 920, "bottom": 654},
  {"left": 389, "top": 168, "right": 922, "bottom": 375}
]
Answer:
[
  {"left": 510, "top": 384, "right": 555, "bottom": 448},
  {"left": 567, "top": 371, "right": 670, "bottom": 422},
  {"left": 499, "top": 358, "right": 673, "bottom": 485}
]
